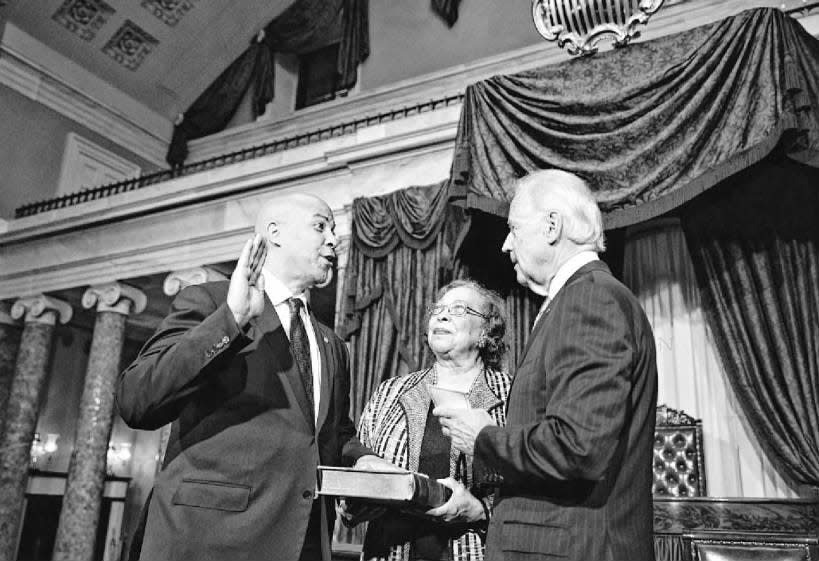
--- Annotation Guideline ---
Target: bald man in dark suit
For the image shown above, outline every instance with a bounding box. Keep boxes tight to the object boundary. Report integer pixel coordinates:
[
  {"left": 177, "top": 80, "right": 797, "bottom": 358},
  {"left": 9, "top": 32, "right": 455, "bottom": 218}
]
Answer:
[
  {"left": 118, "top": 193, "right": 390, "bottom": 561},
  {"left": 436, "top": 170, "right": 658, "bottom": 561}
]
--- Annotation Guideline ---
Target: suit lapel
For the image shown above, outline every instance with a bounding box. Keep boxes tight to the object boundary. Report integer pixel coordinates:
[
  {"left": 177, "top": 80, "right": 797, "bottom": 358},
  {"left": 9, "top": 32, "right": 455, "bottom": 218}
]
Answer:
[
  {"left": 519, "top": 298, "right": 553, "bottom": 363},
  {"left": 398, "top": 370, "right": 431, "bottom": 473},
  {"left": 514, "top": 260, "right": 611, "bottom": 377},
  {"left": 469, "top": 370, "right": 504, "bottom": 413},
  {"left": 253, "top": 296, "right": 315, "bottom": 431}
]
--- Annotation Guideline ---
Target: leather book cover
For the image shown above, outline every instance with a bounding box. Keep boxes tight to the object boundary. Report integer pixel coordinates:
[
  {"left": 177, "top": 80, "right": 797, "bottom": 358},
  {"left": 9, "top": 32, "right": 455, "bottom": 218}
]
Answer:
[{"left": 316, "top": 466, "right": 452, "bottom": 509}]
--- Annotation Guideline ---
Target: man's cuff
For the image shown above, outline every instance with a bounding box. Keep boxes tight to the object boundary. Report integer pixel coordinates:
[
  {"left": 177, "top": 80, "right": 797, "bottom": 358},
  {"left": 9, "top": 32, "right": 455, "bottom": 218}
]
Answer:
[{"left": 473, "top": 426, "right": 505, "bottom": 488}]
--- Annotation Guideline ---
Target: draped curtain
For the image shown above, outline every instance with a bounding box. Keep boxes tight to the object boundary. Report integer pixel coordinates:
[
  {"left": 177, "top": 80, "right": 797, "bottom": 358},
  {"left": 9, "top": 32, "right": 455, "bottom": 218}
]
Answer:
[
  {"left": 338, "top": 181, "right": 470, "bottom": 421},
  {"left": 449, "top": 8, "right": 819, "bottom": 229},
  {"left": 623, "top": 218, "right": 797, "bottom": 498},
  {"left": 167, "top": 0, "right": 370, "bottom": 166},
  {"left": 681, "top": 155, "right": 819, "bottom": 492}
]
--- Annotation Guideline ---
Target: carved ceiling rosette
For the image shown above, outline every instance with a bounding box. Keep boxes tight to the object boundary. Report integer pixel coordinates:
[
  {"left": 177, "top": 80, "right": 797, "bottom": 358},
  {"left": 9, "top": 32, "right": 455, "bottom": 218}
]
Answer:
[{"left": 532, "top": 0, "right": 667, "bottom": 56}]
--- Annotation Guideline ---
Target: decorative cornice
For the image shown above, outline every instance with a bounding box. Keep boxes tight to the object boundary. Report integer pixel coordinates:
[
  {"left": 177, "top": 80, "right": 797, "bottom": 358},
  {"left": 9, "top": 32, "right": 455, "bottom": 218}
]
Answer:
[
  {"left": 82, "top": 283, "right": 147, "bottom": 315},
  {"left": 13, "top": 95, "right": 462, "bottom": 220},
  {"left": 4, "top": 107, "right": 457, "bottom": 247},
  {"left": 0, "top": 143, "right": 453, "bottom": 300},
  {"left": 11, "top": 295, "right": 73, "bottom": 325},
  {"left": 0, "top": 25, "right": 170, "bottom": 166},
  {"left": 163, "top": 267, "right": 227, "bottom": 296}
]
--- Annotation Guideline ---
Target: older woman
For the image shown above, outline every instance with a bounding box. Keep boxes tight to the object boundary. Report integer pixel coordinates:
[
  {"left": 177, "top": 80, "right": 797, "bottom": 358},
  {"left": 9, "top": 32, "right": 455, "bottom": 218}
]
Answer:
[{"left": 348, "top": 279, "right": 511, "bottom": 561}]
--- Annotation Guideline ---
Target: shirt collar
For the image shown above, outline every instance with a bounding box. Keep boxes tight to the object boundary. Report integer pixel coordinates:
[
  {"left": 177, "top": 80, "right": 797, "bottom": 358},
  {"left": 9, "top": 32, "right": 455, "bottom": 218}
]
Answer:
[
  {"left": 547, "top": 250, "right": 598, "bottom": 301},
  {"left": 261, "top": 268, "right": 309, "bottom": 309}
]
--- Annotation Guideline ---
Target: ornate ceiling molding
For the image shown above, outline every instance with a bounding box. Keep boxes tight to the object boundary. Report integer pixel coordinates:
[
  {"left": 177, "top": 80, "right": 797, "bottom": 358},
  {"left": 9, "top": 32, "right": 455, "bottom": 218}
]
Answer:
[
  {"left": 532, "top": 0, "right": 668, "bottom": 56},
  {"left": 102, "top": 20, "right": 159, "bottom": 71},
  {"left": 141, "top": 0, "right": 197, "bottom": 27},
  {"left": 52, "top": 0, "right": 116, "bottom": 42}
]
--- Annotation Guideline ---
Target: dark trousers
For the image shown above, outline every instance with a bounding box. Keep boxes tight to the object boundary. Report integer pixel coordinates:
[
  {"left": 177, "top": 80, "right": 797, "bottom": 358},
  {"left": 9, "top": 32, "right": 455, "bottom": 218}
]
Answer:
[{"left": 298, "top": 500, "right": 324, "bottom": 561}]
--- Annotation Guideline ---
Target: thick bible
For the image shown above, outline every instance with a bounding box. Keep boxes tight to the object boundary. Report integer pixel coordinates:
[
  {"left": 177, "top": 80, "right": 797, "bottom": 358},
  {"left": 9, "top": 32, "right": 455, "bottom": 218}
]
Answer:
[{"left": 316, "top": 466, "right": 452, "bottom": 509}]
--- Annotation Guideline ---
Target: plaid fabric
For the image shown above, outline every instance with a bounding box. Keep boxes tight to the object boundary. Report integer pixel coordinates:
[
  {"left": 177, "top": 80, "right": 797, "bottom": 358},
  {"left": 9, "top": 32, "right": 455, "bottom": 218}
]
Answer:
[{"left": 358, "top": 367, "right": 511, "bottom": 561}]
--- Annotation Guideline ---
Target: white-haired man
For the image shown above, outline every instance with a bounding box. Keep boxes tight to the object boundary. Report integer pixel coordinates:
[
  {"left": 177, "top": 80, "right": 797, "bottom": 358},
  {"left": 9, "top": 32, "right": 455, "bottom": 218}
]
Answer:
[{"left": 436, "top": 170, "right": 658, "bottom": 560}]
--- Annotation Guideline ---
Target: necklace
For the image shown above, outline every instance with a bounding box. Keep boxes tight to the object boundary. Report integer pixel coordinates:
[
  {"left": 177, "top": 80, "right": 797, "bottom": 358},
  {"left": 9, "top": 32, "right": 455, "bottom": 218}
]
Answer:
[{"left": 431, "top": 362, "right": 482, "bottom": 393}]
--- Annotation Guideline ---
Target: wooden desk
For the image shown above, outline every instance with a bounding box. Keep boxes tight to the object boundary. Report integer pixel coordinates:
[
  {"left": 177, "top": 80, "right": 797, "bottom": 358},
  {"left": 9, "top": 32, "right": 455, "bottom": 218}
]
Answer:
[{"left": 654, "top": 497, "right": 819, "bottom": 561}]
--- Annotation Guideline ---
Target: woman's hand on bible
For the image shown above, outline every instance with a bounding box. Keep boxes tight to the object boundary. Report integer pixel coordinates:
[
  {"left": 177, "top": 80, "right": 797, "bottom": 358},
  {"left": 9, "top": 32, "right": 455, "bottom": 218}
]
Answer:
[{"left": 425, "top": 477, "right": 485, "bottom": 524}]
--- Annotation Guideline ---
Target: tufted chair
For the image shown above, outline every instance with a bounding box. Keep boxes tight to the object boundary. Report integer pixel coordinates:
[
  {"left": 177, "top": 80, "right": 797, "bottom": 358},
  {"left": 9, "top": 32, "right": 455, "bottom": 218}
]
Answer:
[{"left": 653, "top": 404, "right": 707, "bottom": 497}]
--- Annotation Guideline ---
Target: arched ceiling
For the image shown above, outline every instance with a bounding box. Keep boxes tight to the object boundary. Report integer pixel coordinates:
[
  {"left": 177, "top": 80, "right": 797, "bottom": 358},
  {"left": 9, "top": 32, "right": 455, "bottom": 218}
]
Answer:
[{"left": 0, "top": 0, "right": 296, "bottom": 119}]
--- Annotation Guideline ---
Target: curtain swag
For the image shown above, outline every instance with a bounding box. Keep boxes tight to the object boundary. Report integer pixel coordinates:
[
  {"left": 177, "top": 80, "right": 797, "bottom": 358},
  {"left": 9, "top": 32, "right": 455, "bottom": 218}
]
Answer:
[
  {"left": 167, "top": 0, "right": 369, "bottom": 166},
  {"left": 352, "top": 180, "right": 453, "bottom": 258},
  {"left": 449, "top": 8, "right": 819, "bottom": 228},
  {"left": 338, "top": 181, "right": 468, "bottom": 347}
]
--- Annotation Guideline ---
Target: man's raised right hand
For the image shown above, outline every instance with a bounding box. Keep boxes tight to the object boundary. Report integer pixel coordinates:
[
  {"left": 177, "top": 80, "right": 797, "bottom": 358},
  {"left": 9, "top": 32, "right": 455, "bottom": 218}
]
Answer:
[{"left": 227, "top": 234, "right": 267, "bottom": 328}]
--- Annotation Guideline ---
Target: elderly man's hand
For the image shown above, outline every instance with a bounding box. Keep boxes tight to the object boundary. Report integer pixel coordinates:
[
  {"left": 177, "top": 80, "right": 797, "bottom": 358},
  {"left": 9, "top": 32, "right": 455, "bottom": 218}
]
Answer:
[
  {"left": 425, "top": 477, "right": 486, "bottom": 523},
  {"left": 433, "top": 407, "right": 494, "bottom": 455}
]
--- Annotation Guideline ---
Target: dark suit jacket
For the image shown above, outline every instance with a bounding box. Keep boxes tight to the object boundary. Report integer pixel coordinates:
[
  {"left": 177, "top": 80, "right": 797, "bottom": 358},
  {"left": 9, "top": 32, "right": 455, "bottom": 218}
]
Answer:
[
  {"left": 475, "top": 261, "right": 657, "bottom": 561},
  {"left": 117, "top": 281, "right": 370, "bottom": 561}
]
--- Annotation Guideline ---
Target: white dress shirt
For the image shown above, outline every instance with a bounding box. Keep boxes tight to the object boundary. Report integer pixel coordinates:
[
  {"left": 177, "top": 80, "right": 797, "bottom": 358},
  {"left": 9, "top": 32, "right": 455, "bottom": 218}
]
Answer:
[
  {"left": 534, "top": 251, "right": 599, "bottom": 327},
  {"left": 262, "top": 269, "right": 322, "bottom": 423}
]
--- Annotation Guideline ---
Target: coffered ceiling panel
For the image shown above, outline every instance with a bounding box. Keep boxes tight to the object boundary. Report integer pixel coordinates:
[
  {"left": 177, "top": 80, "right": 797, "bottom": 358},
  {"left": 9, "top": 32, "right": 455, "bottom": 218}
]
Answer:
[{"left": 1, "top": 0, "right": 295, "bottom": 119}]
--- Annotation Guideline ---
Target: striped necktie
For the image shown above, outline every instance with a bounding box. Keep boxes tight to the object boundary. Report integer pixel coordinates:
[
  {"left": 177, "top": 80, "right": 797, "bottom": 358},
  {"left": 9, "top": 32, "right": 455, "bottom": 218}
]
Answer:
[{"left": 287, "top": 298, "right": 314, "bottom": 414}]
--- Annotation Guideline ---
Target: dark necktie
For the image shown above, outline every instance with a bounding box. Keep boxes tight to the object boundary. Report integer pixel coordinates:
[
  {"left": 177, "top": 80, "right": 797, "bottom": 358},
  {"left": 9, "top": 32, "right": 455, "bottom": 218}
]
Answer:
[{"left": 287, "top": 298, "right": 314, "bottom": 415}]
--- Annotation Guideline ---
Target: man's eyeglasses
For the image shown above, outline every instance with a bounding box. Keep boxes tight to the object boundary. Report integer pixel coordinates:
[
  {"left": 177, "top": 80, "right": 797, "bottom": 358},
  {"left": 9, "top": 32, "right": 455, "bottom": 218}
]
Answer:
[{"left": 427, "top": 302, "right": 488, "bottom": 319}]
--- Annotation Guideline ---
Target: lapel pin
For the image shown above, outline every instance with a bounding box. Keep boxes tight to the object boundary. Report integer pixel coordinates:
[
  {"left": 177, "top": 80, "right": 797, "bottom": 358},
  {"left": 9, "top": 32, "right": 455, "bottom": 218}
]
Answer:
[{"left": 323, "top": 336, "right": 329, "bottom": 343}]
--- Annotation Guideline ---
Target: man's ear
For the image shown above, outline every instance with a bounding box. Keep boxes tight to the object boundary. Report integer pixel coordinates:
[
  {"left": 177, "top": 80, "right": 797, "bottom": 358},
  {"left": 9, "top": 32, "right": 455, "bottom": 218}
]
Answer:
[
  {"left": 544, "top": 211, "right": 562, "bottom": 244},
  {"left": 266, "top": 222, "right": 280, "bottom": 246}
]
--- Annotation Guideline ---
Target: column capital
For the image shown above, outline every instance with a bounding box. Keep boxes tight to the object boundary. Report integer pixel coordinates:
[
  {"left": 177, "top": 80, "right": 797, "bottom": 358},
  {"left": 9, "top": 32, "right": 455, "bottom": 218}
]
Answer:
[
  {"left": 0, "top": 302, "right": 19, "bottom": 327},
  {"left": 163, "top": 267, "right": 227, "bottom": 296},
  {"left": 82, "top": 283, "right": 147, "bottom": 315},
  {"left": 11, "top": 295, "right": 73, "bottom": 325}
]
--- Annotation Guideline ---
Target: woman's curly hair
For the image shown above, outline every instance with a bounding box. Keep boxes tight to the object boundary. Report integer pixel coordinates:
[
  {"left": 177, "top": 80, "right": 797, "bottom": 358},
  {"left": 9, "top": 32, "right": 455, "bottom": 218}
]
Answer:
[{"left": 433, "top": 279, "right": 508, "bottom": 371}]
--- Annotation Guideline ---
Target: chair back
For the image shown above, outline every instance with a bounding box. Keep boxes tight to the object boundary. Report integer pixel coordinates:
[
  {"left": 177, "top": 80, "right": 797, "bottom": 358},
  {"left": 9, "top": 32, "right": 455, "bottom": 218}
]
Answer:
[{"left": 654, "top": 404, "right": 707, "bottom": 496}]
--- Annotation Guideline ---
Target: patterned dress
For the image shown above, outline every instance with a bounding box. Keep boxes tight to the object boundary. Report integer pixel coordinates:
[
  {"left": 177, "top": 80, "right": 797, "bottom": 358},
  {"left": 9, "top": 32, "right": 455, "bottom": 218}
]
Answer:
[{"left": 357, "top": 366, "right": 512, "bottom": 561}]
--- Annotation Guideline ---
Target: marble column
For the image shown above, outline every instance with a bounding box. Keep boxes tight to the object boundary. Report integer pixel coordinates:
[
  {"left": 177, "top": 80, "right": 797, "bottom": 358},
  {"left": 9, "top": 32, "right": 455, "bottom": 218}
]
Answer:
[
  {"left": 52, "top": 283, "right": 146, "bottom": 561},
  {"left": 154, "top": 267, "right": 226, "bottom": 472},
  {"left": 0, "top": 295, "right": 73, "bottom": 561},
  {"left": 0, "top": 303, "right": 22, "bottom": 442},
  {"left": 334, "top": 236, "right": 351, "bottom": 330}
]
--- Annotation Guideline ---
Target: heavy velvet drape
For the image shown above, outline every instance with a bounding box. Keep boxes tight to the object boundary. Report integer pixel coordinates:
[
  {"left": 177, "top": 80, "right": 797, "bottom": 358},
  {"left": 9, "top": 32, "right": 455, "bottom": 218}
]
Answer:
[
  {"left": 338, "top": 182, "right": 470, "bottom": 422},
  {"left": 623, "top": 218, "right": 796, "bottom": 498},
  {"left": 449, "top": 8, "right": 819, "bottom": 228},
  {"left": 681, "top": 155, "right": 819, "bottom": 491},
  {"left": 167, "top": 0, "right": 369, "bottom": 166}
]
